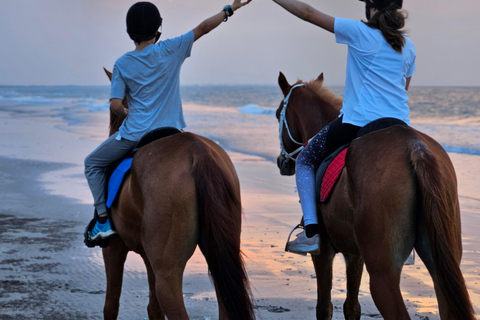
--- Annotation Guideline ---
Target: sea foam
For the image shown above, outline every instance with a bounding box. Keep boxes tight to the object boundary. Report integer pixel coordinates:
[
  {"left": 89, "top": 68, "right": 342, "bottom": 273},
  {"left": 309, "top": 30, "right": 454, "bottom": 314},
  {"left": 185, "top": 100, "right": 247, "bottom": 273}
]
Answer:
[{"left": 238, "top": 104, "right": 275, "bottom": 115}]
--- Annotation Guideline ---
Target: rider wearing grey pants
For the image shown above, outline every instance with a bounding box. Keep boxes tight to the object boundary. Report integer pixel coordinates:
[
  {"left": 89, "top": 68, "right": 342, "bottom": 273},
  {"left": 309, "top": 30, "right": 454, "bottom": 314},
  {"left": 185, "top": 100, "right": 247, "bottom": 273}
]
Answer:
[{"left": 84, "top": 132, "right": 137, "bottom": 217}]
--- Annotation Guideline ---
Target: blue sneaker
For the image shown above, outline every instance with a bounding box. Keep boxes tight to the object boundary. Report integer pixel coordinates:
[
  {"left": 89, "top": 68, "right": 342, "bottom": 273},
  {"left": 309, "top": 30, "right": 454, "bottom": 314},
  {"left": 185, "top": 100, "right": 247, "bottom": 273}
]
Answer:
[{"left": 89, "top": 219, "right": 117, "bottom": 241}]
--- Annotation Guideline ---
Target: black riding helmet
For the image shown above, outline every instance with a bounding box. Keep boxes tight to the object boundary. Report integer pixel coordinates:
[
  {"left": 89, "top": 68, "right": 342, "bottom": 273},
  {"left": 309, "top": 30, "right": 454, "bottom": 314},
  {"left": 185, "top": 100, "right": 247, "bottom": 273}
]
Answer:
[
  {"left": 359, "top": 0, "right": 402, "bottom": 20},
  {"left": 126, "top": 2, "right": 162, "bottom": 44},
  {"left": 359, "top": 0, "right": 403, "bottom": 10}
]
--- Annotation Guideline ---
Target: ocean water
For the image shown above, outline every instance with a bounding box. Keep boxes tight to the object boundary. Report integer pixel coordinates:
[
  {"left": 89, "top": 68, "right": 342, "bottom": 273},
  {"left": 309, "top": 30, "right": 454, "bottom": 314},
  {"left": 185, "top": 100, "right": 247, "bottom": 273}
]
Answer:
[{"left": 1, "top": 85, "right": 479, "bottom": 161}]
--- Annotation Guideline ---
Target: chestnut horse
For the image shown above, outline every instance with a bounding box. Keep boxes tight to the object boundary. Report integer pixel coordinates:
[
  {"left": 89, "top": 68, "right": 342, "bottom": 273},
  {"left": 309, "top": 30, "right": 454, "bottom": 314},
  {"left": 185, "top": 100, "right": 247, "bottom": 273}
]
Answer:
[
  {"left": 99, "top": 69, "right": 254, "bottom": 320},
  {"left": 275, "top": 72, "right": 475, "bottom": 320}
]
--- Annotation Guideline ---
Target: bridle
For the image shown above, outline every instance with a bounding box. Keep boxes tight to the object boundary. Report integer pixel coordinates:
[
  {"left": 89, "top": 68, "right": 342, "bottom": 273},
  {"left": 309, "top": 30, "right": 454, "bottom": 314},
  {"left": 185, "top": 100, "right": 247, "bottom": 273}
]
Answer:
[{"left": 278, "top": 83, "right": 312, "bottom": 162}]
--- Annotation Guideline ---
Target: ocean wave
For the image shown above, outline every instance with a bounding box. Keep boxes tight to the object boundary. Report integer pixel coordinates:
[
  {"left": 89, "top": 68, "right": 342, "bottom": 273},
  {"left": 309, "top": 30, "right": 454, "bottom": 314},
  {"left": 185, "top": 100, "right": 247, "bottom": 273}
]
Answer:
[
  {"left": 0, "top": 95, "right": 61, "bottom": 104},
  {"left": 442, "top": 145, "right": 480, "bottom": 156},
  {"left": 87, "top": 103, "right": 109, "bottom": 113},
  {"left": 65, "top": 99, "right": 109, "bottom": 113},
  {"left": 238, "top": 104, "right": 275, "bottom": 115}
]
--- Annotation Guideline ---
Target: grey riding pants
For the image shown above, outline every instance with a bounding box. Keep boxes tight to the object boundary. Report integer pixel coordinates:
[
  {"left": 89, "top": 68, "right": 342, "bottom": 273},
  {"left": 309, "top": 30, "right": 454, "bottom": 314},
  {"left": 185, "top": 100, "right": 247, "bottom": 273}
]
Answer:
[{"left": 84, "top": 132, "right": 137, "bottom": 215}]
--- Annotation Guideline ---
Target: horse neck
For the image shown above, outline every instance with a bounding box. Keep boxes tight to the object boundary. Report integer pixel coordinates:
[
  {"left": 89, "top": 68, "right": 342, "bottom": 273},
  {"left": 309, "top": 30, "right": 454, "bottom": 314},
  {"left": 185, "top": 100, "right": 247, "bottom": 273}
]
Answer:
[
  {"left": 108, "top": 97, "right": 128, "bottom": 136},
  {"left": 109, "top": 110, "right": 126, "bottom": 136},
  {"left": 294, "top": 93, "right": 341, "bottom": 141}
]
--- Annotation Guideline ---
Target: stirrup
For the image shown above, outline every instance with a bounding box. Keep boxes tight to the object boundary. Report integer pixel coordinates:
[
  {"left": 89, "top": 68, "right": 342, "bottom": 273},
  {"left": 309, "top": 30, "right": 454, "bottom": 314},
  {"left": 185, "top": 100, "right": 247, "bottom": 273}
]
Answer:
[
  {"left": 285, "top": 221, "right": 307, "bottom": 256},
  {"left": 84, "top": 218, "right": 112, "bottom": 248}
]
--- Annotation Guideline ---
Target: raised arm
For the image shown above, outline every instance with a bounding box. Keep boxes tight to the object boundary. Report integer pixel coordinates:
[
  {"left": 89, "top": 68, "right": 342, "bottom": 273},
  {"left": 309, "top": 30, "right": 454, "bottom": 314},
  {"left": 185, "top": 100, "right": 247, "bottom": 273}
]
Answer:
[
  {"left": 193, "top": 0, "right": 251, "bottom": 42},
  {"left": 272, "top": 0, "right": 335, "bottom": 33}
]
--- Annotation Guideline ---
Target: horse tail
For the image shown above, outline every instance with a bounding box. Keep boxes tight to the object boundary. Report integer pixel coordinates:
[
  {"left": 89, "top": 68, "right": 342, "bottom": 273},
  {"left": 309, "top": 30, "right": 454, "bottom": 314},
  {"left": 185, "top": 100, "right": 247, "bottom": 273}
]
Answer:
[
  {"left": 409, "top": 137, "right": 475, "bottom": 320},
  {"left": 192, "top": 143, "right": 255, "bottom": 320}
]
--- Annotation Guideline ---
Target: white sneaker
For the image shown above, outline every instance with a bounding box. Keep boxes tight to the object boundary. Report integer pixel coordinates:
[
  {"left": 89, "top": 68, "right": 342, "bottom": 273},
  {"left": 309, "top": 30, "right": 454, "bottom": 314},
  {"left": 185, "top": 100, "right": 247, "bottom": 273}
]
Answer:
[{"left": 286, "top": 231, "right": 320, "bottom": 255}]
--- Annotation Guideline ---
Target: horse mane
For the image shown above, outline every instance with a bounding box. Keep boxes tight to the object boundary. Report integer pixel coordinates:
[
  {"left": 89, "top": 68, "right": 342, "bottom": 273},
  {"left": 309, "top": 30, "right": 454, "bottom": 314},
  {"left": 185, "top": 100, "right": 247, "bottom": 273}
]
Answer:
[
  {"left": 103, "top": 68, "right": 128, "bottom": 137},
  {"left": 302, "top": 78, "right": 343, "bottom": 113},
  {"left": 290, "top": 77, "right": 343, "bottom": 128},
  {"left": 109, "top": 96, "right": 128, "bottom": 136}
]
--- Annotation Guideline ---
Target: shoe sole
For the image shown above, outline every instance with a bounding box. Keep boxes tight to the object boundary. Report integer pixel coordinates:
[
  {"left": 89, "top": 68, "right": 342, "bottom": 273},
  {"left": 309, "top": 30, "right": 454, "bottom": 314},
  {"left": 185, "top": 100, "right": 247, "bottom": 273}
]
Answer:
[
  {"left": 286, "top": 244, "right": 320, "bottom": 255},
  {"left": 90, "top": 231, "right": 118, "bottom": 242}
]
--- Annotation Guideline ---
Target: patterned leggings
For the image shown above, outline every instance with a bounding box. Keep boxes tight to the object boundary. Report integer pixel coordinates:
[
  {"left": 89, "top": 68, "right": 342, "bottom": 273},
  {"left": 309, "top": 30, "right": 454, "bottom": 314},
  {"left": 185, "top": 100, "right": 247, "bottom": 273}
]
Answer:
[{"left": 295, "top": 116, "right": 360, "bottom": 226}]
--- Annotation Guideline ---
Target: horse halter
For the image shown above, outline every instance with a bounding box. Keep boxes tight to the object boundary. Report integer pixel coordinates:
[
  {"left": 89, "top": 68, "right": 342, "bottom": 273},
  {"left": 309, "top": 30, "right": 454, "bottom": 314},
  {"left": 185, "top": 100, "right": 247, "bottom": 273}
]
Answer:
[{"left": 278, "top": 83, "right": 312, "bottom": 162}]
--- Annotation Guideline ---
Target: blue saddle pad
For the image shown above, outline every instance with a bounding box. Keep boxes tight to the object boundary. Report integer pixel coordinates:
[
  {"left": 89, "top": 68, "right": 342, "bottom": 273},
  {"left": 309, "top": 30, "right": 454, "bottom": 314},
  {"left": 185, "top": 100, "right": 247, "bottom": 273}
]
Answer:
[{"left": 106, "top": 158, "right": 133, "bottom": 208}]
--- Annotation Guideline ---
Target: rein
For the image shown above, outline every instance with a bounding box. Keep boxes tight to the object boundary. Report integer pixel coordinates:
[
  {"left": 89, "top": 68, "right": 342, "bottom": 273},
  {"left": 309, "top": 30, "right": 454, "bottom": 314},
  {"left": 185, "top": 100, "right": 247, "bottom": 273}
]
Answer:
[{"left": 278, "top": 84, "right": 312, "bottom": 161}]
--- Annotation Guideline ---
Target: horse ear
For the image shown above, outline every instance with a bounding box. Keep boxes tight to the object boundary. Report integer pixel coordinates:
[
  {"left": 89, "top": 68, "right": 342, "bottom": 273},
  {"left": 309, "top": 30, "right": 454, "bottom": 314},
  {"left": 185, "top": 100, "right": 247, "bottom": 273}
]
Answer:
[
  {"left": 316, "top": 73, "right": 324, "bottom": 84},
  {"left": 104, "top": 67, "right": 113, "bottom": 82},
  {"left": 278, "top": 72, "right": 291, "bottom": 96}
]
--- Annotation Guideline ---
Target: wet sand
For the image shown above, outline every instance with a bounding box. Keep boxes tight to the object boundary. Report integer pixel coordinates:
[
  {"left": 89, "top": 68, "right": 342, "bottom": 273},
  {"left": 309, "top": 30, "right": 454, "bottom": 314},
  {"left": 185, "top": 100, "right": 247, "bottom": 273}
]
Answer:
[{"left": 1, "top": 107, "right": 480, "bottom": 319}]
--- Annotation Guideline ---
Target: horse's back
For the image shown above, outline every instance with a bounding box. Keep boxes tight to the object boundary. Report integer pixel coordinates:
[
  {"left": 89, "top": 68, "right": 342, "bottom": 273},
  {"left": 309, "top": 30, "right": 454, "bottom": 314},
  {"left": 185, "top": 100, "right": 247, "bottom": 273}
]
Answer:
[
  {"left": 132, "top": 131, "right": 239, "bottom": 211},
  {"left": 133, "top": 132, "right": 234, "bottom": 177}
]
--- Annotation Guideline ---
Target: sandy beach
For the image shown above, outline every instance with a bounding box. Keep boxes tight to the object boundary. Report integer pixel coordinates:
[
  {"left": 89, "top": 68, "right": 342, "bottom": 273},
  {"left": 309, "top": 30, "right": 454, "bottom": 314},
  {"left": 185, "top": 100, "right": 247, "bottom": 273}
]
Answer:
[{"left": 1, "top": 103, "right": 480, "bottom": 320}]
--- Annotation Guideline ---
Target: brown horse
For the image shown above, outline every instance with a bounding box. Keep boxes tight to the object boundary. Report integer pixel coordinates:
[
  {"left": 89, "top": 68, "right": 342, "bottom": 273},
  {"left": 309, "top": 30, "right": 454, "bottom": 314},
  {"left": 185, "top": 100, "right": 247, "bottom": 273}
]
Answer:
[
  {"left": 275, "top": 72, "right": 475, "bottom": 320},
  {"left": 99, "top": 69, "right": 255, "bottom": 320}
]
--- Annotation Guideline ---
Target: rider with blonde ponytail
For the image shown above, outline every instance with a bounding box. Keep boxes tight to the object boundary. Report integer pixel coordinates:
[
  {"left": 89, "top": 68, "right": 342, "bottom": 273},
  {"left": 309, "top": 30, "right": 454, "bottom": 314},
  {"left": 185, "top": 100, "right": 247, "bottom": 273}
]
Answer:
[{"left": 272, "top": 0, "right": 416, "bottom": 254}]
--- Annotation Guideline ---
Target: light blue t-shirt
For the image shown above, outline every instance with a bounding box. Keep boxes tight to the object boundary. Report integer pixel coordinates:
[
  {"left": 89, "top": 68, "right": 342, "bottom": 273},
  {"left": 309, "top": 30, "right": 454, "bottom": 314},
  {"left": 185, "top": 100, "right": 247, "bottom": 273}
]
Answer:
[
  {"left": 110, "top": 30, "right": 194, "bottom": 141},
  {"left": 334, "top": 18, "right": 416, "bottom": 126}
]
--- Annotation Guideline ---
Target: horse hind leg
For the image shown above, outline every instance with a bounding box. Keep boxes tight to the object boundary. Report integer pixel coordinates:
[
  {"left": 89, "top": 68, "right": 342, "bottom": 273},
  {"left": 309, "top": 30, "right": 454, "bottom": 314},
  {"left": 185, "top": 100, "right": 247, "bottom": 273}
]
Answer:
[
  {"left": 150, "top": 249, "right": 196, "bottom": 320},
  {"left": 146, "top": 238, "right": 196, "bottom": 319},
  {"left": 343, "top": 254, "right": 364, "bottom": 320},
  {"left": 369, "top": 269, "right": 410, "bottom": 319},
  {"left": 311, "top": 242, "right": 336, "bottom": 320},
  {"left": 102, "top": 238, "right": 129, "bottom": 320},
  {"left": 358, "top": 203, "right": 414, "bottom": 319},
  {"left": 143, "top": 257, "right": 165, "bottom": 319},
  {"left": 142, "top": 201, "right": 198, "bottom": 320},
  {"left": 363, "top": 225, "right": 413, "bottom": 318}
]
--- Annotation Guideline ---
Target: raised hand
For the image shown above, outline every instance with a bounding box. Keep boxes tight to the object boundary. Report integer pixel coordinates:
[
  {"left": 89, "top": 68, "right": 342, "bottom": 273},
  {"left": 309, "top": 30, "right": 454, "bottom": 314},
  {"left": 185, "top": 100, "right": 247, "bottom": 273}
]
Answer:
[{"left": 232, "top": 0, "right": 252, "bottom": 11}]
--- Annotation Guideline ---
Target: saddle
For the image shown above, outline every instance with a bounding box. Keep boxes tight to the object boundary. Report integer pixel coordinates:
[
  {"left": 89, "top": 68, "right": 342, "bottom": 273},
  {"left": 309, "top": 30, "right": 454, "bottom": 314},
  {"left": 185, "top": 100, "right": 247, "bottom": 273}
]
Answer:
[
  {"left": 84, "top": 127, "right": 181, "bottom": 248},
  {"left": 315, "top": 117, "right": 407, "bottom": 203},
  {"left": 105, "top": 127, "right": 182, "bottom": 209}
]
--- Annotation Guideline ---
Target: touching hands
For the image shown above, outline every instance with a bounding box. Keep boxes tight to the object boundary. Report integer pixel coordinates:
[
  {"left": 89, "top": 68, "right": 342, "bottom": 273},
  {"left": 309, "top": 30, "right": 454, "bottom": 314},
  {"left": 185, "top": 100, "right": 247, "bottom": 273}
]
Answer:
[{"left": 232, "top": 0, "right": 252, "bottom": 11}]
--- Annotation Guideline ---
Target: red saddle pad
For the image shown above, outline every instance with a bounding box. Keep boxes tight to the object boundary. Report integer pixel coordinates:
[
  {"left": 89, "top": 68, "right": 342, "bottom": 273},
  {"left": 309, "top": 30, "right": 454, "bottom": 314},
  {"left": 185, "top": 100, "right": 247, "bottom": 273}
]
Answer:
[{"left": 320, "top": 148, "right": 348, "bottom": 202}]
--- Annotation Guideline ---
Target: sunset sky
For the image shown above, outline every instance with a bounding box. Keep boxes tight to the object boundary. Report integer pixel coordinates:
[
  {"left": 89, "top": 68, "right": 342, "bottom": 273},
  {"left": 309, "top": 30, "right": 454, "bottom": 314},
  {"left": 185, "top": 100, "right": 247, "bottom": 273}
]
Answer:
[{"left": 1, "top": 0, "right": 479, "bottom": 86}]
